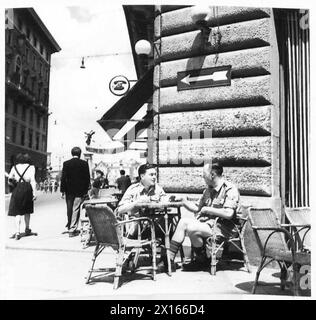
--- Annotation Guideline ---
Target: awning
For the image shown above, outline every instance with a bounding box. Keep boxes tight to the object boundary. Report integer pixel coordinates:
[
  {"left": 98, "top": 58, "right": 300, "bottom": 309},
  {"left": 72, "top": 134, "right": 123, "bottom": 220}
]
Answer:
[{"left": 97, "top": 66, "right": 154, "bottom": 139}]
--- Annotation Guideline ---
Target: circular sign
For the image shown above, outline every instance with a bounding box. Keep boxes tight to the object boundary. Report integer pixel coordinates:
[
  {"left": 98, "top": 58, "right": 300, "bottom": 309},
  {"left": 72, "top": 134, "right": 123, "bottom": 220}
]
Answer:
[{"left": 109, "top": 75, "right": 130, "bottom": 96}]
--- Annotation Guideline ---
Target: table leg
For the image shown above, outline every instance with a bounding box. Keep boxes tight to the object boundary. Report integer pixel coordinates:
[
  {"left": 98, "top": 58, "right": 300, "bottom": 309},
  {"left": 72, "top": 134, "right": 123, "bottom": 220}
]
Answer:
[
  {"left": 176, "top": 208, "right": 185, "bottom": 263},
  {"left": 164, "top": 209, "right": 172, "bottom": 276}
]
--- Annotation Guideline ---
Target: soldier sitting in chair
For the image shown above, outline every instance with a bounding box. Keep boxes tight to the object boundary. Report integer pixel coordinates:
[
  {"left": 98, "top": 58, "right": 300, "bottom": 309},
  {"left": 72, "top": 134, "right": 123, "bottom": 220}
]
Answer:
[{"left": 159, "top": 162, "right": 240, "bottom": 272}]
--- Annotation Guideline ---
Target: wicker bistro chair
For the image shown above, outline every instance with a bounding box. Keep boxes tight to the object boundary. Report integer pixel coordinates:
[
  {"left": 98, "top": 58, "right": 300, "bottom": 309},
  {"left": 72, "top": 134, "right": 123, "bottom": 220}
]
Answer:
[
  {"left": 85, "top": 204, "right": 157, "bottom": 289},
  {"left": 205, "top": 214, "right": 251, "bottom": 275},
  {"left": 248, "top": 207, "right": 311, "bottom": 296},
  {"left": 284, "top": 207, "right": 311, "bottom": 252}
]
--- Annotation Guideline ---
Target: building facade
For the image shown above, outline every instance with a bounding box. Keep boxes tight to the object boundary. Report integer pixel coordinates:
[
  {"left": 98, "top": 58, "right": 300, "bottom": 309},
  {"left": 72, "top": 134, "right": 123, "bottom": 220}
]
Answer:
[
  {"left": 123, "top": 5, "right": 310, "bottom": 211},
  {"left": 120, "top": 5, "right": 310, "bottom": 263},
  {"left": 5, "top": 8, "right": 61, "bottom": 188}
]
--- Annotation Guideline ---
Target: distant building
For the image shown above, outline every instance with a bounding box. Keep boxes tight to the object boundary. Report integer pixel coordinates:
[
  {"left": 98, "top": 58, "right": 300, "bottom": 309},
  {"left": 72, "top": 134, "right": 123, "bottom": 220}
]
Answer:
[{"left": 5, "top": 8, "right": 61, "bottom": 189}]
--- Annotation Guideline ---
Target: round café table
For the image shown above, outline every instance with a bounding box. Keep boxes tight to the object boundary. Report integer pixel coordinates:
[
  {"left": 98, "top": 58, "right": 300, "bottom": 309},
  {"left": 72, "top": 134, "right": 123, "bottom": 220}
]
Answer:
[{"left": 134, "top": 201, "right": 184, "bottom": 276}]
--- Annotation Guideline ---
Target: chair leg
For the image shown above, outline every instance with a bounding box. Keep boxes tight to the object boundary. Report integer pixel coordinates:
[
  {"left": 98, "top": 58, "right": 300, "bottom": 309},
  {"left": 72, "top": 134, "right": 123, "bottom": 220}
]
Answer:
[
  {"left": 86, "top": 244, "right": 99, "bottom": 284},
  {"left": 152, "top": 241, "right": 157, "bottom": 281},
  {"left": 85, "top": 225, "right": 93, "bottom": 248},
  {"left": 280, "top": 264, "right": 287, "bottom": 291},
  {"left": 240, "top": 238, "right": 251, "bottom": 273},
  {"left": 292, "top": 263, "right": 300, "bottom": 296},
  {"left": 210, "top": 238, "right": 217, "bottom": 276},
  {"left": 132, "top": 222, "right": 142, "bottom": 270},
  {"left": 252, "top": 256, "right": 266, "bottom": 294},
  {"left": 114, "top": 248, "right": 124, "bottom": 290},
  {"left": 150, "top": 223, "right": 157, "bottom": 281},
  {"left": 133, "top": 248, "right": 141, "bottom": 270}
]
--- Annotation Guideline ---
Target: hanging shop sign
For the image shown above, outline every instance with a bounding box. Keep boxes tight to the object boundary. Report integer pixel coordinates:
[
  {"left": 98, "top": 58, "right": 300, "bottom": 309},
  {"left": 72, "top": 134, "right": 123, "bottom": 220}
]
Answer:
[
  {"left": 109, "top": 75, "right": 130, "bottom": 96},
  {"left": 177, "top": 65, "right": 231, "bottom": 91},
  {"left": 86, "top": 146, "right": 124, "bottom": 154}
]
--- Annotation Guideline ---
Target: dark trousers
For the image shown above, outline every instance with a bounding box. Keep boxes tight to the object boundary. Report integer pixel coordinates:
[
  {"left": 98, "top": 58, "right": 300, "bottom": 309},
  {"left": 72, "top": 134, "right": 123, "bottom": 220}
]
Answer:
[{"left": 65, "top": 194, "right": 84, "bottom": 232}]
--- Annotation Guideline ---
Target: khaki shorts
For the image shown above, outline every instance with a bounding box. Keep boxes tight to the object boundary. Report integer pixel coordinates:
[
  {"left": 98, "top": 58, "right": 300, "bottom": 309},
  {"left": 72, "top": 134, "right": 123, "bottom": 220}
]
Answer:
[{"left": 204, "top": 219, "right": 234, "bottom": 239}]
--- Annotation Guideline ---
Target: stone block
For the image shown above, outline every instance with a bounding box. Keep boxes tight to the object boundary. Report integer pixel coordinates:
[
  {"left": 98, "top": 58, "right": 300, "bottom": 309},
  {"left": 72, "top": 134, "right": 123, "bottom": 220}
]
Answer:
[
  {"left": 160, "top": 47, "right": 271, "bottom": 87},
  {"left": 160, "top": 5, "right": 190, "bottom": 13},
  {"left": 156, "top": 105, "right": 272, "bottom": 137},
  {"left": 158, "top": 166, "right": 272, "bottom": 196},
  {"left": 159, "top": 75, "right": 272, "bottom": 113},
  {"left": 155, "top": 136, "right": 272, "bottom": 166},
  {"left": 160, "top": 18, "right": 271, "bottom": 62},
  {"left": 161, "top": 6, "right": 271, "bottom": 37}
]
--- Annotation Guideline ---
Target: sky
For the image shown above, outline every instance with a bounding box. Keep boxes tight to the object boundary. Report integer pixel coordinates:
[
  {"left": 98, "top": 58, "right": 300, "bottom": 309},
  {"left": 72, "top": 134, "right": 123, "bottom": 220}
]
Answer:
[{"left": 33, "top": 3, "right": 139, "bottom": 168}]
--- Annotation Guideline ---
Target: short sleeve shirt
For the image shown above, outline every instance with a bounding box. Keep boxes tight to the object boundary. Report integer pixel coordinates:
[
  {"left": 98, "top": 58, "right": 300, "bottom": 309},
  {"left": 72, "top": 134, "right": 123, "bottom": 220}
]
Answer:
[
  {"left": 117, "top": 182, "right": 166, "bottom": 216},
  {"left": 198, "top": 180, "right": 240, "bottom": 212},
  {"left": 198, "top": 180, "right": 240, "bottom": 237}
]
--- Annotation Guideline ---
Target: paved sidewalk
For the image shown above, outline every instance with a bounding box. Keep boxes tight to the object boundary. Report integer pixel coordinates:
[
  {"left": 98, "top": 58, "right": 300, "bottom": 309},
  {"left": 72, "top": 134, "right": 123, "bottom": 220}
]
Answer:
[{"left": 1, "top": 193, "right": 311, "bottom": 299}]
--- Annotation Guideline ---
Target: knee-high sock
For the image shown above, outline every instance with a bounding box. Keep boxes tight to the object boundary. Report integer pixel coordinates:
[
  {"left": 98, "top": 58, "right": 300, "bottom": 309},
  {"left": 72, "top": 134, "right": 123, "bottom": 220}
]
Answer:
[{"left": 169, "top": 240, "right": 182, "bottom": 261}]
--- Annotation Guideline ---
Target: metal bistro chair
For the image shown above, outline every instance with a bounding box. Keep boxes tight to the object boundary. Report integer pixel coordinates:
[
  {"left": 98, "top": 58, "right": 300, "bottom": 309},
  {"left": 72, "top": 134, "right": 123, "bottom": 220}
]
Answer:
[
  {"left": 248, "top": 207, "right": 311, "bottom": 296},
  {"left": 85, "top": 204, "right": 157, "bottom": 289},
  {"left": 284, "top": 207, "right": 311, "bottom": 252},
  {"left": 205, "top": 212, "right": 251, "bottom": 276}
]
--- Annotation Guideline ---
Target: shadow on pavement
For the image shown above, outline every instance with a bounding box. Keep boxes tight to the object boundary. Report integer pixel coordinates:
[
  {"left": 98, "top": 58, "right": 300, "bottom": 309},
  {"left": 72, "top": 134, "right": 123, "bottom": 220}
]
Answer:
[
  {"left": 86, "top": 269, "right": 154, "bottom": 288},
  {"left": 235, "top": 281, "right": 293, "bottom": 296},
  {"left": 9, "top": 231, "right": 38, "bottom": 239},
  {"left": 235, "top": 280, "right": 311, "bottom": 297}
]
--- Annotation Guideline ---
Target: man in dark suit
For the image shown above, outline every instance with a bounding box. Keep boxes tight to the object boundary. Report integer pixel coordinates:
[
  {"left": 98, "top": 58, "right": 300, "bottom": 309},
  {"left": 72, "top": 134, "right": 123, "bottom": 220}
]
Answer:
[
  {"left": 116, "top": 169, "right": 131, "bottom": 195},
  {"left": 60, "top": 147, "right": 90, "bottom": 237}
]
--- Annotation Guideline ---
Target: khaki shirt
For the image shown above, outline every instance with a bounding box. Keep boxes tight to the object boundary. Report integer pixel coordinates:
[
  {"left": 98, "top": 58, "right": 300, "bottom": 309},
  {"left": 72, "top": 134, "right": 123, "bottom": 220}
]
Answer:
[
  {"left": 117, "top": 182, "right": 166, "bottom": 216},
  {"left": 197, "top": 179, "right": 240, "bottom": 237},
  {"left": 198, "top": 179, "right": 239, "bottom": 211}
]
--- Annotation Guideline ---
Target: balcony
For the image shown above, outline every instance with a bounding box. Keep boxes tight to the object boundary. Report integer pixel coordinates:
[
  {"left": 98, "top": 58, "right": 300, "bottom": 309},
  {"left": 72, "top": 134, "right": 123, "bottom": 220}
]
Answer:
[{"left": 6, "top": 75, "right": 35, "bottom": 104}]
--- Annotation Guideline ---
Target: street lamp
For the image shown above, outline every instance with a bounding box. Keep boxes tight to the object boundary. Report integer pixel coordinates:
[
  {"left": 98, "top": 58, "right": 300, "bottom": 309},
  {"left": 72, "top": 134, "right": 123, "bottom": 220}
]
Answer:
[
  {"left": 78, "top": 52, "right": 131, "bottom": 69},
  {"left": 134, "top": 39, "right": 152, "bottom": 55},
  {"left": 134, "top": 39, "right": 161, "bottom": 64},
  {"left": 191, "top": 5, "right": 210, "bottom": 28},
  {"left": 80, "top": 57, "right": 85, "bottom": 69},
  {"left": 191, "top": 5, "right": 222, "bottom": 58}
]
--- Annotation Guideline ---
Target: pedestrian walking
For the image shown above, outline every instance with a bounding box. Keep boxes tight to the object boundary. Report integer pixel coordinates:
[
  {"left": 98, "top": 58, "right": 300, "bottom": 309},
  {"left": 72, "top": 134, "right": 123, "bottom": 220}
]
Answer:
[
  {"left": 49, "top": 180, "right": 53, "bottom": 193},
  {"left": 54, "top": 180, "right": 59, "bottom": 192},
  {"left": 60, "top": 147, "right": 90, "bottom": 237},
  {"left": 44, "top": 180, "right": 48, "bottom": 193},
  {"left": 7, "top": 153, "right": 37, "bottom": 240}
]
